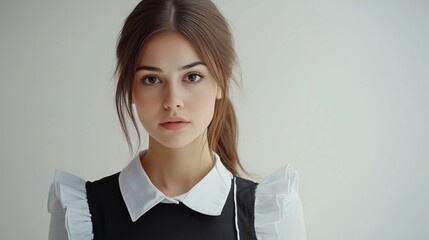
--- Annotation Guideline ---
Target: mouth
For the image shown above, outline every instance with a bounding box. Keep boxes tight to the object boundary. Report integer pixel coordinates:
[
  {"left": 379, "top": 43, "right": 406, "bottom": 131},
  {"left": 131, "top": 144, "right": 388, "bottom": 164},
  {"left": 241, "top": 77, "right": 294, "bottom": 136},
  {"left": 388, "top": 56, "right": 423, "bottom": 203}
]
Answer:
[
  {"left": 160, "top": 121, "right": 189, "bottom": 130},
  {"left": 160, "top": 121, "right": 187, "bottom": 124},
  {"left": 160, "top": 116, "right": 190, "bottom": 125}
]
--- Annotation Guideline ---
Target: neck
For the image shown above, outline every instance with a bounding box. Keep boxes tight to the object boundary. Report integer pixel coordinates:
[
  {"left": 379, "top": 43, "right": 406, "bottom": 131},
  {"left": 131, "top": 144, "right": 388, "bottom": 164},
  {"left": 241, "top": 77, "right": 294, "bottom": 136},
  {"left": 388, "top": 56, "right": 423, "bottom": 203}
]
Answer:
[{"left": 141, "top": 133, "right": 215, "bottom": 197}]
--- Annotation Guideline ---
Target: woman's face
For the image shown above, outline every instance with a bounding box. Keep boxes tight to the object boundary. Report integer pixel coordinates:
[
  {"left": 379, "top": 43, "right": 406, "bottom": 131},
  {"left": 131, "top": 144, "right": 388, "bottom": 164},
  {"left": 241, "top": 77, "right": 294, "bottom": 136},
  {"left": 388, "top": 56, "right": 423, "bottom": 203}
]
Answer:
[{"left": 133, "top": 31, "right": 222, "bottom": 149}]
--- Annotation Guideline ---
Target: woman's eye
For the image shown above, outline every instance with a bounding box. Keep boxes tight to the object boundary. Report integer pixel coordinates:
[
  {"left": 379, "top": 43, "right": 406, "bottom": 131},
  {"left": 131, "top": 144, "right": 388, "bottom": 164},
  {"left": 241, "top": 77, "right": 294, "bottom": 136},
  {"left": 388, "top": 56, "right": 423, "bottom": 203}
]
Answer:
[
  {"left": 185, "top": 73, "right": 203, "bottom": 83},
  {"left": 142, "top": 76, "right": 160, "bottom": 85}
]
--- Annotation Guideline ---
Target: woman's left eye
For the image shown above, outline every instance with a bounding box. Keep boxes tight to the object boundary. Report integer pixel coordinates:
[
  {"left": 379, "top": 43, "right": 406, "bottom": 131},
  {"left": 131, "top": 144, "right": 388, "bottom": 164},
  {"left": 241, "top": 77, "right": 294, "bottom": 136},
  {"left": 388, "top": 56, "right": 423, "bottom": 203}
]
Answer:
[{"left": 185, "top": 73, "right": 203, "bottom": 83}]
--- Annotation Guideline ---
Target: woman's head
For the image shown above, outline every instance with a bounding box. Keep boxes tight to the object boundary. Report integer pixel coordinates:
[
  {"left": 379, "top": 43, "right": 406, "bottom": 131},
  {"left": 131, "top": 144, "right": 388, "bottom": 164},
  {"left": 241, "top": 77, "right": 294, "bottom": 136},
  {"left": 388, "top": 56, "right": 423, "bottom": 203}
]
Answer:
[{"left": 115, "top": 0, "right": 244, "bottom": 175}]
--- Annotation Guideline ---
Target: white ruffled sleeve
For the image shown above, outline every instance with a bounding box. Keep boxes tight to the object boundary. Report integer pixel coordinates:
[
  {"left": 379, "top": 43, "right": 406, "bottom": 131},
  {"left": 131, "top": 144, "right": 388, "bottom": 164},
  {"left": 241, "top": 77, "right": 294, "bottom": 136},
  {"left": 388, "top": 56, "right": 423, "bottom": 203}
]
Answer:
[
  {"left": 47, "top": 169, "right": 93, "bottom": 240},
  {"left": 254, "top": 164, "right": 307, "bottom": 240}
]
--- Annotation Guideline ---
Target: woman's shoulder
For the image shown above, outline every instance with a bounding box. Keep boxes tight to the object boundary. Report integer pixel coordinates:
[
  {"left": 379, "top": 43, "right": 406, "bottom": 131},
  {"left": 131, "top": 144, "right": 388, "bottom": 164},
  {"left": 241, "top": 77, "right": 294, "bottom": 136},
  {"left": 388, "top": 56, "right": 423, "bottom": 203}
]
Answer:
[
  {"left": 255, "top": 164, "right": 300, "bottom": 196},
  {"left": 48, "top": 169, "right": 120, "bottom": 203},
  {"left": 47, "top": 169, "right": 92, "bottom": 239},
  {"left": 86, "top": 171, "right": 121, "bottom": 192},
  {"left": 253, "top": 164, "right": 307, "bottom": 240},
  {"left": 235, "top": 164, "right": 306, "bottom": 240},
  {"left": 235, "top": 164, "right": 300, "bottom": 201},
  {"left": 47, "top": 169, "right": 120, "bottom": 240}
]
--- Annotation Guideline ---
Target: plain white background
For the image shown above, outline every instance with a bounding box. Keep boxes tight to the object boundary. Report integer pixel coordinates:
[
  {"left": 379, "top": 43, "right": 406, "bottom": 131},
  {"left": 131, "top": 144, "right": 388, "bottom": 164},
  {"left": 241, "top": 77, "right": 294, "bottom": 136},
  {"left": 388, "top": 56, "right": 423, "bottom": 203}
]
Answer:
[{"left": 1, "top": 0, "right": 428, "bottom": 239}]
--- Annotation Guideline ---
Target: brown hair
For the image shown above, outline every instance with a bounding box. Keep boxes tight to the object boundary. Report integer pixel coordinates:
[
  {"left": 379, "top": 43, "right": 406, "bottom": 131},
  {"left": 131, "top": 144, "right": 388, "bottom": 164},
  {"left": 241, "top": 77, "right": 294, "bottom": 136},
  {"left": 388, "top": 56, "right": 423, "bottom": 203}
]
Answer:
[{"left": 114, "top": 0, "right": 246, "bottom": 176}]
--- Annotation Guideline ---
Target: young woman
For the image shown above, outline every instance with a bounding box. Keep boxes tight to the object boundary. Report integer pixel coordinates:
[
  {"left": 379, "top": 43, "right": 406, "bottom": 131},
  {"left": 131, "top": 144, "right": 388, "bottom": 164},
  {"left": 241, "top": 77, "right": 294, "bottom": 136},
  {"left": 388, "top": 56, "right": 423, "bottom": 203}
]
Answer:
[{"left": 47, "top": 0, "right": 306, "bottom": 239}]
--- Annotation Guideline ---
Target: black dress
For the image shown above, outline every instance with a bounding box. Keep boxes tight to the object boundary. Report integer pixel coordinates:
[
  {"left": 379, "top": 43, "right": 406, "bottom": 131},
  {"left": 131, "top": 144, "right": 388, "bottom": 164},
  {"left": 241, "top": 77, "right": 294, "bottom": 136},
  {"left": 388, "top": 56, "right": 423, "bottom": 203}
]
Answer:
[{"left": 86, "top": 172, "right": 257, "bottom": 240}]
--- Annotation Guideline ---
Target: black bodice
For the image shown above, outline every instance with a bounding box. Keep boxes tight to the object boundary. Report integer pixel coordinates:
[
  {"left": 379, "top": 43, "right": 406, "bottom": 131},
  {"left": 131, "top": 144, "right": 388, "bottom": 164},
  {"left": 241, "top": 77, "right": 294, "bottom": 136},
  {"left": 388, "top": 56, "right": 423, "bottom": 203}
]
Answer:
[{"left": 85, "top": 173, "right": 258, "bottom": 240}]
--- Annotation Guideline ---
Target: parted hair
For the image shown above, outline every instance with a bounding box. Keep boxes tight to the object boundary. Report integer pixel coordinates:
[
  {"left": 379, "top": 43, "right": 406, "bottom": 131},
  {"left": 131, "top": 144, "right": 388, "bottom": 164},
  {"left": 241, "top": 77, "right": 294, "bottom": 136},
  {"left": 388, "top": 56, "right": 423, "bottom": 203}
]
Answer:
[{"left": 114, "top": 0, "right": 245, "bottom": 176}]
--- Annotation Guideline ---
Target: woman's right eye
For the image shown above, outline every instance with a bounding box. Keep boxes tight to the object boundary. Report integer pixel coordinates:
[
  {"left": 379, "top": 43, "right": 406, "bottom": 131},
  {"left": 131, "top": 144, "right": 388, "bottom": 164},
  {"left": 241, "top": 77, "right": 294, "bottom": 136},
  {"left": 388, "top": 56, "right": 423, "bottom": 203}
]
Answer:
[{"left": 142, "top": 76, "right": 160, "bottom": 85}]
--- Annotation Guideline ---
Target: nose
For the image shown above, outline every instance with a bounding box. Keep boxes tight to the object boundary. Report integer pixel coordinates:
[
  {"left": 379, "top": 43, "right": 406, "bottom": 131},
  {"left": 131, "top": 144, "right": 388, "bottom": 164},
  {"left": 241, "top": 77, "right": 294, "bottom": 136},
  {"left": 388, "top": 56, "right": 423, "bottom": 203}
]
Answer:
[{"left": 163, "top": 83, "right": 184, "bottom": 110}]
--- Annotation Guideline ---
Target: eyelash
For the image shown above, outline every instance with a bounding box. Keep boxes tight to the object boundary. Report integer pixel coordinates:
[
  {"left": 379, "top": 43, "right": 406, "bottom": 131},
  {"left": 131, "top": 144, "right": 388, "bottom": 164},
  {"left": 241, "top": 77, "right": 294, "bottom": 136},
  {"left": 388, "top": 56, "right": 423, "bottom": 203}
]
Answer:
[{"left": 141, "top": 72, "right": 204, "bottom": 85}]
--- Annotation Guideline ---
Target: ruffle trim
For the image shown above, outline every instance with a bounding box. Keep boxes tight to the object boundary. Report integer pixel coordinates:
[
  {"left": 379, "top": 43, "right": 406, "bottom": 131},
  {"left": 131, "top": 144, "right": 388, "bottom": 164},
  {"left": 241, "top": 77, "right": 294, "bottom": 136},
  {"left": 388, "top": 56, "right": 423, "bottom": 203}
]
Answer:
[
  {"left": 254, "top": 164, "right": 301, "bottom": 240},
  {"left": 48, "top": 169, "right": 93, "bottom": 240}
]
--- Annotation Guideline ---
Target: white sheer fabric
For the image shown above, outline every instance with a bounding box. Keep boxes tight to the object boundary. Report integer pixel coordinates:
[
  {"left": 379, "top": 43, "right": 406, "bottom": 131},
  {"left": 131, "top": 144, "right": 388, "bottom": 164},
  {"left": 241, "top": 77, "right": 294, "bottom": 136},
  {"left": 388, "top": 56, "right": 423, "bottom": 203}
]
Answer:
[
  {"left": 47, "top": 170, "right": 93, "bottom": 240},
  {"left": 254, "top": 165, "right": 307, "bottom": 240}
]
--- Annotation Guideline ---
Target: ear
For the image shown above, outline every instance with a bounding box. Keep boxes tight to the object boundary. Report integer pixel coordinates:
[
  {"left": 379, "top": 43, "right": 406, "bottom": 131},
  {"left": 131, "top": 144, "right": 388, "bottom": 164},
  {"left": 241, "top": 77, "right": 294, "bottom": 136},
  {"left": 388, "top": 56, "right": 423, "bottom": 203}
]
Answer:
[{"left": 216, "top": 85, "right": 223, "bottom": 99}]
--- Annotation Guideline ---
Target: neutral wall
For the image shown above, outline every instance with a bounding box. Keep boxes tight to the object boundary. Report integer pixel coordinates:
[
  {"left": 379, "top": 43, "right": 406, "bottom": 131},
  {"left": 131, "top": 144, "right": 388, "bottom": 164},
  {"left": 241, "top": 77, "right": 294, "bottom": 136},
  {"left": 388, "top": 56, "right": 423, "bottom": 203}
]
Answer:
[{"left": 1, "top": 0, "right": 428, "bottom": 239}]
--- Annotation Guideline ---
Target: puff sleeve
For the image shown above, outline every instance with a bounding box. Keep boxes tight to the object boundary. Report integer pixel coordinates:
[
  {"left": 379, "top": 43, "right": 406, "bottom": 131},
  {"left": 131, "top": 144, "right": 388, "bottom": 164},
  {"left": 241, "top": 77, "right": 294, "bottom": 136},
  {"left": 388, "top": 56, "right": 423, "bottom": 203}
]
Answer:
[
  {"left": 47, "top": 169, "right": 93, "bottom": 240},
  {"left": 254, "top": 165, "right": 307, "bottom": 240}
]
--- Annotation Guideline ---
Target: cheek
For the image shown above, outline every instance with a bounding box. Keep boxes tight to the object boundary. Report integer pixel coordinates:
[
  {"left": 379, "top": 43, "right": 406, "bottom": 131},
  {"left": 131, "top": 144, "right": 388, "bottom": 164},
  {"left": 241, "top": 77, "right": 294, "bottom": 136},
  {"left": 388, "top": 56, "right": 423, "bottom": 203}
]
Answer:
[
  {"left": 189, "top": 84, "right": 217, "bottom": 118},
  {"left": 133, "top": 90, "right": 160, "bottom": 120}
]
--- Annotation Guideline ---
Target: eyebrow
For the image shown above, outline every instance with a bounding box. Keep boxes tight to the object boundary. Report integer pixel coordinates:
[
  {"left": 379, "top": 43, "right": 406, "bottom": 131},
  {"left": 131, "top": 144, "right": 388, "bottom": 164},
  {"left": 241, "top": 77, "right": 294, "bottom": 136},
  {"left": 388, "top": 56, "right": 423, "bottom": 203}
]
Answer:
[{"left": 136, "top": 61, "right": 206, "bottom": 72}]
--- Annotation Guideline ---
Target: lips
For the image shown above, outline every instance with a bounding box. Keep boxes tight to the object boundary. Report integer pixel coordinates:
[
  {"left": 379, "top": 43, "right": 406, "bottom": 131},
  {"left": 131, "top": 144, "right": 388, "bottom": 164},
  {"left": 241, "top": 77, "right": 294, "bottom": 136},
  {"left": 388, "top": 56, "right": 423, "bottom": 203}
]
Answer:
[
  {"left": 160, "top": 122, "right": 189, "bottom": 130},
  {"left": 160, "top": 116, "right": 190, "bottom": 130},
  {"left": 160, "top": 116, "right": 190, "bottom": 125}
]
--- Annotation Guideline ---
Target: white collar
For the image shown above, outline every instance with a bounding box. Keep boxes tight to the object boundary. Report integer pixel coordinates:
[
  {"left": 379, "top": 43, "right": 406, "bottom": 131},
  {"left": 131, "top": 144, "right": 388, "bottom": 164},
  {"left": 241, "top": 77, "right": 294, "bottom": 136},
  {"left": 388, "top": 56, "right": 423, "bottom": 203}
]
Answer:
[{"left": 118, "top": 149, "right": 233, "bottom": 222}]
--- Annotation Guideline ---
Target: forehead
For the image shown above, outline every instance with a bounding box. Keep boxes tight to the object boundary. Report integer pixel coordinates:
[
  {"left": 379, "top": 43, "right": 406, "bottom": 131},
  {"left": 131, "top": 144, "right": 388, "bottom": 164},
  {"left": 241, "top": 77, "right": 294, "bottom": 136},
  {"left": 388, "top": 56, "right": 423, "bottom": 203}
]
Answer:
[{"left": 138, "top": 31, "right": 202, "bottom": 66}]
